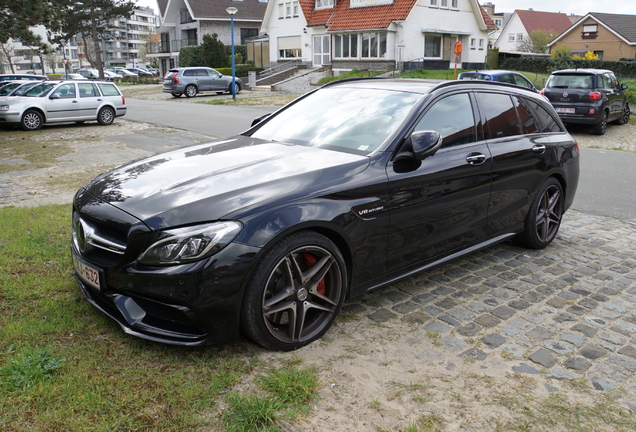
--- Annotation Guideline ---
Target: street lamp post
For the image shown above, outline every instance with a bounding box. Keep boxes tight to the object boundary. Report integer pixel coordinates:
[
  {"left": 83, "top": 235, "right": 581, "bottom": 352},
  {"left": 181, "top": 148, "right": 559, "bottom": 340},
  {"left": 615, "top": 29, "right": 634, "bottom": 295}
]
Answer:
[
  {"left": 226, "top": 7, "right": 238, "bottom": 100},
  {"left": 60, "top": 39, "right": 68, "bottom": 76}
]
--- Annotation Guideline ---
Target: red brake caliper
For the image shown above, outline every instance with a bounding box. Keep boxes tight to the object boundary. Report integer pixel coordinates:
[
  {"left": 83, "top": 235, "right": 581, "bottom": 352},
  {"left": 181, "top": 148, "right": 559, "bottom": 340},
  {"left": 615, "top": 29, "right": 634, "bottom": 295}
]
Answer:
[{"left": 302, "top": 253, "right": 326, "bottom": 295}]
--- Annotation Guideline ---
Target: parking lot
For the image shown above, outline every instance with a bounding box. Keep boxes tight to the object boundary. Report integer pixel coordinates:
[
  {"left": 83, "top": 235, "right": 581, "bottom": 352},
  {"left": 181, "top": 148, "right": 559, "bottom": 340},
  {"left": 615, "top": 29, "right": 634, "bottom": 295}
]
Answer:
[{"left": 1, "top": 88, "right": 635, "bottom": 429}]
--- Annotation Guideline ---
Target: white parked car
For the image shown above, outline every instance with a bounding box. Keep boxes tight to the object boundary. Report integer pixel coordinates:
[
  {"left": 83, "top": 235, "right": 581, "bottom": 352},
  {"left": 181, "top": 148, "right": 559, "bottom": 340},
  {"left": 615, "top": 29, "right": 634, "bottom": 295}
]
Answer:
[
  {"left": 112, "top": 68, "right": 138, "bottom": 78},
  {"left": 103, "top": 70, "right": 123, "bottom": 80},
  {"left": 60, "top": 73, "right": 88, "bottom": 80},
  {"left": 0, "top": 80, "right": 127, "bottom": 131}
]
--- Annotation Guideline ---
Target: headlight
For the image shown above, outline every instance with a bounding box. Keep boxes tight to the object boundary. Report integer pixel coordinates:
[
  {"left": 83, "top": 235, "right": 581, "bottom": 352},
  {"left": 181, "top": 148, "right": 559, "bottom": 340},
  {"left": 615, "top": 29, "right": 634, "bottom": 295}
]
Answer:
[
  {"left": 137, "top": 221, "right": 242, "bottom": 265},
  {"left": 0, "top": 105, "right": 9, "bottom": 111}
]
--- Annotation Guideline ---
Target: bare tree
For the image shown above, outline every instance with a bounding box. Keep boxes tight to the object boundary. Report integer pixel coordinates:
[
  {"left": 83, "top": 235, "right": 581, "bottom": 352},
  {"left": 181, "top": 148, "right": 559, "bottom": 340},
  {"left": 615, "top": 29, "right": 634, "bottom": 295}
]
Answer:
[{"left": 1, "top": 43, "right": 18, "bottom": 73}]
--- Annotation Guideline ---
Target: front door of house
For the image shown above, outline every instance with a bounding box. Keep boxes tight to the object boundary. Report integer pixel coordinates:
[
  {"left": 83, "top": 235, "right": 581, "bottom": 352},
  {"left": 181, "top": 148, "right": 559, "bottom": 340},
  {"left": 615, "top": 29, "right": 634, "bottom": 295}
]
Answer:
[{"left": 313, "top": 35, "right": 330, "bottom": 67}]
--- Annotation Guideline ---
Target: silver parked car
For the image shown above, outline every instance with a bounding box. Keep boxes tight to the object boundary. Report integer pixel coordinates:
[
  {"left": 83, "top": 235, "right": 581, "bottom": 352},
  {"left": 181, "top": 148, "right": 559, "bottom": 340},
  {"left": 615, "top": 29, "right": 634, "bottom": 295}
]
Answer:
[
  {"left": 163, "top": 67, "right": 243, "bottom": 98},
  {"left": 0, "top": 80, "right": 126, "bottom": 131}
]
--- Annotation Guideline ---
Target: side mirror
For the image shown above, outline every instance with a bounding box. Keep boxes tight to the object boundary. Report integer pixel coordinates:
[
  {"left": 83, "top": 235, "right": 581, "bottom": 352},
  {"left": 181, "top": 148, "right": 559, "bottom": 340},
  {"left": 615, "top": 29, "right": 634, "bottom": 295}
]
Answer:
[
  {"left": 50, "top": 93, "right": 60, "bottom": 100},
  {"left": 622, "top": 83, "right": 628, "bottom": 90},
  {"left": 411, "top": 130, "right": 442, "bottom": 160},
  {"left": 251, "top": 113, "right": 272, "bottom": 127}
]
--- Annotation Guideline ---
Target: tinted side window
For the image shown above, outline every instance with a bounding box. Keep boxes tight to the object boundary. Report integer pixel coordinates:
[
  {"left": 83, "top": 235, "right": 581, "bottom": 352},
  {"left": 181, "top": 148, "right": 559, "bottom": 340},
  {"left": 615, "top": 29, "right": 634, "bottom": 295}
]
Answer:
[
  {"left": 414, "top": 93, "right": 476, "bottom": 148},
  {"left": 512, "top": 96, "right": 538, "bottom": 134},
  {"left": 521, "top": 98, "right": 563, "bottom": 133},
  {"left": 476, "top": 92, "right": 522, "bottom": 139},
  {"left": 513, "top": 75, "right": 532, "bottom": 89},
  {"left": 183, "top": 70, "right": 195, "bottom": 76},
  {"left": 498, "top": 74, "right": 514, "bottom": 84}
]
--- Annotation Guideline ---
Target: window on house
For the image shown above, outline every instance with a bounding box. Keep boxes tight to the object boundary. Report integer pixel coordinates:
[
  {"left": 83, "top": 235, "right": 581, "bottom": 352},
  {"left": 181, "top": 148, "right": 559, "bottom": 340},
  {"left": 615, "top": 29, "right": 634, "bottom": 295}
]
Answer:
[
  {"left": 470, "top": 38, "right": 476, "bottom": 49},
  {"left": 517, "top": 33, "right": 523, "bottom": 41},
  {"left": 424, "top": 35, "right": 442, "bottom": 58},
  {"left": 451, "top": 0, "right": 458, "bottom": 8},
  {"left": 583, "top": 24, "right": 598, "bottom": 39},
  {"left": 440, "top": 0, "right": 448, "bottom": 7},
  {"left": 315, "top": 0, "right": 334, "bottom": 9},
  {"left": 479, "top": 39, "right": 484, "bottom": 50},
  {"left": 240, "top": 28, "right": 259, "bottom": 44},
  {"left": 508, "top": 33, "right": 515, "bottom": 42},
  {"left": 334, "top": 34, "right": 358, "bottom": 58},
  {"left": 361, "top": 33, "right": 387, "bottom": 58},
  {"left": 430, "top": 0, "right": 438, "bottom": 6},
  {"left": 278, "top": 36, "right": 302, "bottom": 59}
]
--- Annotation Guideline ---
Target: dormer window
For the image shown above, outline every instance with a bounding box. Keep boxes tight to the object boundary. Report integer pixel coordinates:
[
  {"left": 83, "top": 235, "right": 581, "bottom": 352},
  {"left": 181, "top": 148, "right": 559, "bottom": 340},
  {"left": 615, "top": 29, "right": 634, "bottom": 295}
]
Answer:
[
  {"left": 316, "top": 0, "right": 334, "bottom": 10},
  {"left": 582, "top": 24, "right": 598, "bottom": 39}
]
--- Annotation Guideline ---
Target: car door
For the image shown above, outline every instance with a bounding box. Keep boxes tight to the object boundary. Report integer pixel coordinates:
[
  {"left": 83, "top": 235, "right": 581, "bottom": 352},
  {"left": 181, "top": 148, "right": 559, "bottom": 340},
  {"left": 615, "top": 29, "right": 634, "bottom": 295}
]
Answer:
[
  {"left": 207, "top": 68, "right": 227, "bottom": 91},
  {"left": 386, "top": 92, "right": 493, "bottom": 273},
  {"left": 604, "top": 72, "right": 624, "bottom": 121},
  {"left": 474, "top": 91, "right": 553, "bottom": 234},
  {"left": 194, "top": 68, "right": 213, "bottom": 91},
  {"left": 77, "top": 82, "right": 101, "bottom": 119},
  {"left": 46, "top": 83, "right": 79, "bottom": 121}
]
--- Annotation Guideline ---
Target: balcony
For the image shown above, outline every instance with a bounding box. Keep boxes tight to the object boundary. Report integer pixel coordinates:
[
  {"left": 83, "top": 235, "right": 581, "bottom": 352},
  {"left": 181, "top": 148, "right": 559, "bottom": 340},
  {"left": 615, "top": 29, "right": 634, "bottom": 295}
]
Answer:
[{"left": 145, "top": 39, "right": 198, "bottom": 54}]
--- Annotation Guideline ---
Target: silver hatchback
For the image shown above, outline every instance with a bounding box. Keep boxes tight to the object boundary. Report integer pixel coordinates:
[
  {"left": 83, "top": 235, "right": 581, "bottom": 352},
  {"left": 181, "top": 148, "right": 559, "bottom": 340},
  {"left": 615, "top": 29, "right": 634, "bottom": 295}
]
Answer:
[
  {"left": 0, "top": 80, "right": 126, "bottom": 131},
  {"left": 162, "top": 67, "right": 242, "bottom": 98}
]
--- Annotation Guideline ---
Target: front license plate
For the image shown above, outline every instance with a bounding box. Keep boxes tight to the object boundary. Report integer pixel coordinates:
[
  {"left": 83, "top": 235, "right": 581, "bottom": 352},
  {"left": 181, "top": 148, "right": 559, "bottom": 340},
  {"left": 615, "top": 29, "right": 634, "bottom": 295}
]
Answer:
[
  {"left": 556, "top": 108, "right": 575, "bottom": 114},
  {"left": 73, "top": 254, "right": 102, "bottom": 291}
]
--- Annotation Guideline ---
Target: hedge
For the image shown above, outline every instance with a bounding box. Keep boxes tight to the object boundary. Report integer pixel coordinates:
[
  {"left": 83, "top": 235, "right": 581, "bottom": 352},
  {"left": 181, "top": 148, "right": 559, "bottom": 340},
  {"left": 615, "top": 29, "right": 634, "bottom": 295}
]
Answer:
[{"left": 501, "top": 57, "right": 636, "bottom": 78}]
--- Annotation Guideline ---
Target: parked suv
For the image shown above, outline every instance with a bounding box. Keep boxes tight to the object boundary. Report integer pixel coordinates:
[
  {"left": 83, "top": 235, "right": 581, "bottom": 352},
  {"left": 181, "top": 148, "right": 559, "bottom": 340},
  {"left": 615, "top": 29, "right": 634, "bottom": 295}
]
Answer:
[
  {"left": 0, "top": 80, "right": 126, "bottom": 131},
  {"left": 163, "top": 67, "right": 243, "bottom": 98},
  {"left": 541, "top": 68, "right": 630, "bottom": 135}
]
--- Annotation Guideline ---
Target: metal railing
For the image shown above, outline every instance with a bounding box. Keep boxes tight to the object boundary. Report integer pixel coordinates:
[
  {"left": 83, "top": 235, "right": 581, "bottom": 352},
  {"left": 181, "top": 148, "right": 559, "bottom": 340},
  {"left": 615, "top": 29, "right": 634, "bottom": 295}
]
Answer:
[
  {"left": 145, "top": 39, "right": 198, "bottom": 54},
  {"left": 258, "top": 59, "right": 303, "bottom": 80}
]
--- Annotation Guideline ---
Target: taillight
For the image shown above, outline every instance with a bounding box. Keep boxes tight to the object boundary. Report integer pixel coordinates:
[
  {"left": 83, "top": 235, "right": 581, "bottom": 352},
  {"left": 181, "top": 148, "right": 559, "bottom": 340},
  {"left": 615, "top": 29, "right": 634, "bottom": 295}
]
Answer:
[
  {"left": 122, "top": 96, "right": 126, "bottom": 105},
  {"left": 539, "top": 90, "right": 545, "bottom": 95},
  {"left": 173, "top": 76, "right": 179, "bottom": 84},
  {"left": 589, "top": 92, "right": 601, "bottom": 101}
]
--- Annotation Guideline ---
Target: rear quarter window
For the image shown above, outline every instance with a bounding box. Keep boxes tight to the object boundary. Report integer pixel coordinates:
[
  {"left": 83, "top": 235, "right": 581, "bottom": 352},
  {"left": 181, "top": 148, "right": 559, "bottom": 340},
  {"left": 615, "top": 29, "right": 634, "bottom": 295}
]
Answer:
[
  {"left": 97, "top": 83, "right": 121, "bottom": 96},
  {"left": 521, "top": 98, "right": 563, "bottom": 133}
]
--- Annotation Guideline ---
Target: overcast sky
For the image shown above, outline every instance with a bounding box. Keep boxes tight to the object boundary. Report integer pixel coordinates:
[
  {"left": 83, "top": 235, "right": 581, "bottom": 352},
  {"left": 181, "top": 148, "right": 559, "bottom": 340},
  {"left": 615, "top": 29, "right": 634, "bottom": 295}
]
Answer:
[
  {"left": 134, "top": 0, "right": 636, "bottom": 17},
  {"left": 484, "top": 0, "right": 636, "bottom": 16}
]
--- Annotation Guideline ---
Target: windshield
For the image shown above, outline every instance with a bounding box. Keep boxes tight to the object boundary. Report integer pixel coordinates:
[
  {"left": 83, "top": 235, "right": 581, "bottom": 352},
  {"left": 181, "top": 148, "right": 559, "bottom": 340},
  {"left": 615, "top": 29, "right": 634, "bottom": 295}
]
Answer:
[
  {"left": 20, "top": 82, "right": 56, "bottom": 97},
  {"left": 249, "top": 86, "right": 424, "bottom": 155}
]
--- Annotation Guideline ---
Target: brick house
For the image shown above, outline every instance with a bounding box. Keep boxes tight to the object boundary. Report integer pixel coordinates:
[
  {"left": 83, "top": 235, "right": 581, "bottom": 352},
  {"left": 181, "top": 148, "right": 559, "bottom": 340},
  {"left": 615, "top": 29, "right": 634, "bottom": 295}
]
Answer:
[
  {"left": 260, "top": 0, "right": 497, "bottom": 72},
  {"left": 548, "top": 12, "right": 636, "bottom": 60}
]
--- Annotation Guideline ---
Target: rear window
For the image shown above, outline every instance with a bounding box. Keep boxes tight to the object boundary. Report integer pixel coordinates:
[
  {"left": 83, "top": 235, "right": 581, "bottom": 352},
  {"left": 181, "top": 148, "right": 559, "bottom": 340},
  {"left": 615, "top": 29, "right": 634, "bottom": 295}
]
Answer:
[
  {"left": 547, "top": 74, "right": 594, "bottom": 89},
  {"left": 97, "top": 83, "right": 121, "bottom": 96},
  {"left": 459, "top": 73, "right": 491, "bottom": 81}
]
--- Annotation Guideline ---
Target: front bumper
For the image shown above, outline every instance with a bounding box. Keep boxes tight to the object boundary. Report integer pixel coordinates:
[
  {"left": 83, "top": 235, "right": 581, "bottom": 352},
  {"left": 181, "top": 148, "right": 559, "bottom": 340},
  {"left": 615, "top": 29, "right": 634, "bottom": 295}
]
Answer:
[{"left": 72, "top": 240, "right": 261, "bottom": 346}]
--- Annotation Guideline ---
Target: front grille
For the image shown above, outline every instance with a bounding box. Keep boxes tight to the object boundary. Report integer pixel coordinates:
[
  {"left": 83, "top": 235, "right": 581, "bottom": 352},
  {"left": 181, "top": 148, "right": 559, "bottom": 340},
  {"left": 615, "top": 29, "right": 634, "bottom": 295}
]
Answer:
[{"left": 73, "top": 211, "right": 128, "bottom": 267}]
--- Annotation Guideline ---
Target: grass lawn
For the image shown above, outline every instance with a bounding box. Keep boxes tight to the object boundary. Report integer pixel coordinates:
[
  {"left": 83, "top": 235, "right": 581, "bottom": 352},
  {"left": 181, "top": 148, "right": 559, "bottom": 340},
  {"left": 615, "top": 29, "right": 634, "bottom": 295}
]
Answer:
[{"left": 0, "top": 205, "right": 319, "bottom": 432}]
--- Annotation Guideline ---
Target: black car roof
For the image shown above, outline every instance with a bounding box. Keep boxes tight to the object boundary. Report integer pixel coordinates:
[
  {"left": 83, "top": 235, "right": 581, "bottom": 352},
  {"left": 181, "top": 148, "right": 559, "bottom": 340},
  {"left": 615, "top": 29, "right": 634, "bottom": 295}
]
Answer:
[{"left": 551, "top": 68, "right": 614, "bottom": 75}]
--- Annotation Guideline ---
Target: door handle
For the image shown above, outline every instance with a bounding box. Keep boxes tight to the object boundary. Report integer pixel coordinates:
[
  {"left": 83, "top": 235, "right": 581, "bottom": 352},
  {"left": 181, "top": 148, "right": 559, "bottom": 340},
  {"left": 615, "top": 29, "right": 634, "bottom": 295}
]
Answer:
[
  {"left": 532, "top": 144, "right": 546, "bottom": 153},
  {"left": 97, "top": 98, "right": 103, "bottom": 101},
  {"left": 466, "top": 153, "right": 486, "bottom": 165}
]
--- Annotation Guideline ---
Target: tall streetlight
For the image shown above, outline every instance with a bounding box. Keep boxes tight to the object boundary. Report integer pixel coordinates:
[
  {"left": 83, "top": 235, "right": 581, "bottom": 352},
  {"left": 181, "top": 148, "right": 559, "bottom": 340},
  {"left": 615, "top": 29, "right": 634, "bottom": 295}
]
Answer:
[
  {"left": 60, "top": 39, "right": 68, "bottom": 76},
  {"left": 226, "top": 7, "right": 238, "bottom": 100}
]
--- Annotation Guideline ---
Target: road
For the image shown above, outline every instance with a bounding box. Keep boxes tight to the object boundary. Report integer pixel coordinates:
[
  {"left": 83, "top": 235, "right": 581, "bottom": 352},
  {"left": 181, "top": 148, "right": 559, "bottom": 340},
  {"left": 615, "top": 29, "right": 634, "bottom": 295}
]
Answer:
[{"left": 125, "top": 97, "right": 636, "bottom": 222}]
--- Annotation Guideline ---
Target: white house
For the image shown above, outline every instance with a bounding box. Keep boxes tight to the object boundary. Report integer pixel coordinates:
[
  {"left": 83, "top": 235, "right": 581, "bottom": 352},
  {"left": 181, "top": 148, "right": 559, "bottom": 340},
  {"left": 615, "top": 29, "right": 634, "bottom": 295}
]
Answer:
[
  {"left": 494, "top": 9, "right": 572, "bottom": 53},
  {"left": 260, "top": 0, "right": 497, "bottom": 72}
]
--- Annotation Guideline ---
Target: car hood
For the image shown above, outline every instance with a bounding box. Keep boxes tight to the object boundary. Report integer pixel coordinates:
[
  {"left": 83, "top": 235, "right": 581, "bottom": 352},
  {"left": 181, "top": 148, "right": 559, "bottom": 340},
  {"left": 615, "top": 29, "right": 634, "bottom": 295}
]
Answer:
[{"left": 81, "top": 136, "right": 370, "bottom": 229}]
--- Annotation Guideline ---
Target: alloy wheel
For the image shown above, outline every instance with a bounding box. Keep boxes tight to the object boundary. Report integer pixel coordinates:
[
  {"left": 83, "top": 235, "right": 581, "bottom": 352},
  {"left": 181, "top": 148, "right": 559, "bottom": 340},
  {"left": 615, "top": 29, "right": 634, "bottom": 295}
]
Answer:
[{"left": 535, "top": 184, "right": 563, "bottom": 244}]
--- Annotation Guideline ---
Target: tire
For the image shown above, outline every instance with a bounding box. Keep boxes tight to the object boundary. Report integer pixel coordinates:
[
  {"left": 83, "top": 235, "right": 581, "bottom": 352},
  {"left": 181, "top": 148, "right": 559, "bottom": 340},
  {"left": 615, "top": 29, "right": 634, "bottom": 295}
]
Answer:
[
  {"left": 612, "top": 103, "right": 630, "bottom": 125},
  {"left": 97, "top": 106, "right": 115, "bottom": 125},
  {"left": 184, "top": 85, "right": 197, "bottom": 98},
  {"left": 241, "top": 231, "right": 347, "bottom": 351},
  {"left": 215, "top": 92, "right": 224, "bottom": 95},
  {"left": 592, "top": 111, "right": 607, "bottom": 135},
  {"left": 514, "top": 177, "right": 564, "bottom": 249},
  {"left": 21, "top": 109, "right": 44, "bottom": 131},
  {"left": 75, "top": 121, "right": 85, "bottom": 124},
  {"left": 171, "top": 92, "right": 182, "bottom": 98},
  {"left": 228, "top": 82, "right": 241, "bottom": 95}
]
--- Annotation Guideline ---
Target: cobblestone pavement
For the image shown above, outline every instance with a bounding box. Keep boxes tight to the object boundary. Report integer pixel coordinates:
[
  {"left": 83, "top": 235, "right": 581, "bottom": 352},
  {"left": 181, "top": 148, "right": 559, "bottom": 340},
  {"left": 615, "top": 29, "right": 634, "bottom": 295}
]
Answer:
[{"left": 342, "top": 210, "right": 636, "bottom": 410}]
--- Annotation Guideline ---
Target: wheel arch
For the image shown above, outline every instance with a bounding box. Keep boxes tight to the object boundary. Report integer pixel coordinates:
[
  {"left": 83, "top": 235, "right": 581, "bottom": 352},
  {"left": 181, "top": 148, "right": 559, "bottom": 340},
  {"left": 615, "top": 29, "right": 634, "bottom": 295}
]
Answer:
[{"left": 23, "top": 107, "right": 47, "bottom": 122}]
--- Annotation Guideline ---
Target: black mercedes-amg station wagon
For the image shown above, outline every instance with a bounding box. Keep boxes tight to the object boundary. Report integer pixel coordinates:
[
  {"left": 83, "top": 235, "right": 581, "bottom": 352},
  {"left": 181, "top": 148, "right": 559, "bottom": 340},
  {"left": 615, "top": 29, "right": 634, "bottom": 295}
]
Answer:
[{"left": 71, "top": 78, "right": 580, "bottom": 351}]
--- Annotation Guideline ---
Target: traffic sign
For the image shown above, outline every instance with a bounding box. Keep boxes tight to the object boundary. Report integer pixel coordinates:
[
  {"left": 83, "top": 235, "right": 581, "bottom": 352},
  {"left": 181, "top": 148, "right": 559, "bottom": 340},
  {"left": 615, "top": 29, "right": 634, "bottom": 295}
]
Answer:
[{"left": 62, "top": 58, "right": 69, "bottom": 65}]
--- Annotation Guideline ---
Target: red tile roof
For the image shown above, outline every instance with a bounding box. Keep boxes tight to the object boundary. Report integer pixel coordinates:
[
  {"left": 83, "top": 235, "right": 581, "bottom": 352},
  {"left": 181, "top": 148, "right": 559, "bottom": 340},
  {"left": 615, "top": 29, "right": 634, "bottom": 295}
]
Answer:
[
  {"left": 300, "top": 0, "right": 417, "bottom": 31},
  {"left": 516, "top": 10, "right": 573, "bottom": 35},
  {"left": 300, "top": 0, "right": 496, "bottom": 32}
]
